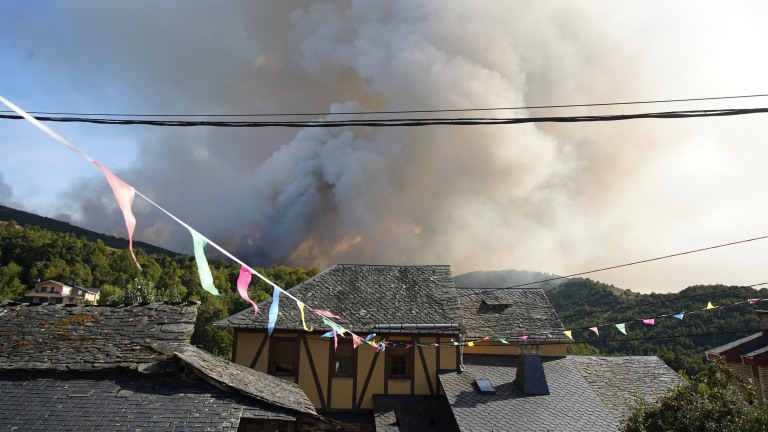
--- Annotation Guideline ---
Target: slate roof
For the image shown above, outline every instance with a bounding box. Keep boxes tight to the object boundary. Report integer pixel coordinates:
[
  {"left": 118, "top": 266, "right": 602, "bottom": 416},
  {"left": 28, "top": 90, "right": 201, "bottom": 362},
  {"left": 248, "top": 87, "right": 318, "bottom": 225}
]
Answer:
[
  {"left": 0, "top": 301, "right": 198, "bottom": 370},
  {"left": 438, "top": 354, "right": 687, "bottom": 432},
  {"left": 0, "top": 371, "right": 295, "bottom": 431},
  {"left": 214, "top": 265, "right": 463, "bottom": 333},
  {"left": 373, "top": 395, "right": 459, "bottom": 432},
  {"left": 706, "top": 331, "right": 768, "bottom": 358},
  {"left": 0, "top": 301, "right": 340, "bottom": 430},
  {"left": 456, "top": 288, "right": 569, "bottom": 340}
]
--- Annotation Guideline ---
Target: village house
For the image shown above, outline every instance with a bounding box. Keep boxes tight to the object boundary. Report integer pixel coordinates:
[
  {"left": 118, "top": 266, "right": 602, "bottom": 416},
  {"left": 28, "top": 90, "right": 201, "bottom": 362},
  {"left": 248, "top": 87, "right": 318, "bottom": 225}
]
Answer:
[
  {"left": 0, "top": 300, "right": 349, "bottom": 432},
  {"left": 215, "top": 264, "right": 686, "bottom": 431},
  {"left": 706, "top": 309, "right": 768, "bottom": 404},
  {"left": 25, "top": 280, "right": 100, "bottom": 304}
]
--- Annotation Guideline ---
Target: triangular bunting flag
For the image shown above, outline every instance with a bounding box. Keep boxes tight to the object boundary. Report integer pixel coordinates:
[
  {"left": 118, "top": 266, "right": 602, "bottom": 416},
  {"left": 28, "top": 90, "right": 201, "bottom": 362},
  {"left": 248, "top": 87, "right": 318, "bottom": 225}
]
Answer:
[
  {"left": 500, "top": 338, "right": 508, "bottom": 344},
  {"left": 236, "top": 265, "right": 257, "bottom": 317},
  {"left": 406, "top": 344, "right": 413, "bottom": 349},
  {"left": 519, "top": 336, "right": 528, "bottom": 340},
  {"left": 615, "top": 323, "right": 627, "bottom": 335},
  {"left": 267, "top": 287, "right": 283, "bottom": 335},
  {"left": 467, "top": 342, "right": 474, "bottom": 347},
  {"left": 673, "top": 312, "right": 684, "bottom": 320},
  {"left": 452, "top": 339, "right": 458, "bottom": 345},
  {"left": 296, "top": 300, "right": 313, "bottom": 332},
  {"left": 352, "top": 334, "right": 361, "bottom": 349},
  {"left": 333, "top": 330, "right": 338, "bottom": 351},
  {"left": 188, "top": 228, "right": 219, "bottom": 296},
  {"left": 643, "top": 319, "right": 655, "bottom": 325},
  {"left": 314, "top": 309, "right": 343, "bottom": 320},
  {"left": 706, "top": 302, "right": 717, "bottom": 309},
  {"left": 321, "top": 331, "right": 335, "bottom": 338},
  {"left": 563, "top": 331, "right": 573, "bottom": 340},
  {"left": 748, "top": 299, "right": 760, "bottom": 304},
  {"left": 92, "top": 161, "right": 141, "bottom": 270},
  {"left": 589, "top": 327, "right": 599, "bottom": 337},
  {"left": 364, "top": 334, "right": 376, "bottom": 342},
  {"left": 482, "top": 337, "right": 490, "bottom": 341}
]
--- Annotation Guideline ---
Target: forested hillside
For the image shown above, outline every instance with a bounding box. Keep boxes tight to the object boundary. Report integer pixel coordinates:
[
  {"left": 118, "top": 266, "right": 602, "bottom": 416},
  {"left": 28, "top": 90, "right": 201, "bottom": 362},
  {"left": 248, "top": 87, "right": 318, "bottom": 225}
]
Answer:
[
  {"left": 547, "top": 278, "right": 768, "bottom": 376},
  {"left": 0, "top": 219, "right": 318, "bottom": 360},
  {"left": 454, "top": 269, "right": 563, "bottom": 289},
  {"left": 0, "top": 205, "right": 179, "bottom": 257}
]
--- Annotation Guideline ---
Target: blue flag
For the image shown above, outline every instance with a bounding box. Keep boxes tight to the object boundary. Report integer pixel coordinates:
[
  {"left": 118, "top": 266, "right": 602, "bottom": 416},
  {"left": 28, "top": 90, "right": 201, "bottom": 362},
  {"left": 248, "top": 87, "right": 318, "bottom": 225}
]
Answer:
[
  {"left": 673, "top": 312, "right": 684, "bottom": 320},
  {"left": 267, "top": 287, "right": 283, "bottom": 335},
  {"left": 364, "top": 333, "right": 376, "bottom": 341}
]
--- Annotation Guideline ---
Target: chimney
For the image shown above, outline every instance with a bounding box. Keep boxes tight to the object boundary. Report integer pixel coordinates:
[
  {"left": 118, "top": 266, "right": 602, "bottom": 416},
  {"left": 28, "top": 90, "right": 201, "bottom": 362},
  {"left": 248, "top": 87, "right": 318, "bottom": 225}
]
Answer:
[
  {"left": 515, "top": 341, "right": 550, "bottom": 395},
  {"left": 758, "top": 310, "right": 768, "bottom": 332}
]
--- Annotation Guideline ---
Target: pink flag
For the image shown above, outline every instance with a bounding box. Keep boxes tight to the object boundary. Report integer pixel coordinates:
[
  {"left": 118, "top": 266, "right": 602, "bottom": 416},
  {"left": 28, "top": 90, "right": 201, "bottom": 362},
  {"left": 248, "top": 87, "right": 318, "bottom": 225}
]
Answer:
[
  {"left": 237, "top": 265, "right": 258, "bottom": 317},
  {"left": 93, "top": 162, "right": 141, "bottom": 270},
  {"left": 406, "top": 344, "right": 413, "bottom": 349},
  {"left": 352, "top": 334, "right": 361, "bottom": 349},
  {"left": 313, "top": 309, "right": 343, "bottom": 320},
  {"left": 434, "top": 343, "right": 440, "bottom": 347},
  {"left": 482, "top": 337, "right": 490, "bottom": 341},
  {"left": 643, "top": 319, "right": 655, "bottom": 325},
  {"left": 333, "top": 330, "right": 338, "bottom": 351},
  {"left": 589, "top": 327, "right": 599, "bottom": 337},
  {"left": 519, "top": 336, "right": 528, "bottom": 340},
  {"left": 749, "top": 299, "right": 760, "bottom": 304}
]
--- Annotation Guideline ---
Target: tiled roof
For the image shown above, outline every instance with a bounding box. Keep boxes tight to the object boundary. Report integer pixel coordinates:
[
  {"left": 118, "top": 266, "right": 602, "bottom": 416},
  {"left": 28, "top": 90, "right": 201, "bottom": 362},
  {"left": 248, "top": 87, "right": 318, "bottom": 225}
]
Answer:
[
  {"left": 373, "top": 394, "right": 459, "bottom": 432},
  {"left": 438, "top": 354, "right": 686, "bottom": 431},
  {"left": 456, "top": 288, "right": 568, "bottom": 339},
  {"left": 0, "top": 371, "right": 295, "bottom": 431},
  {"left": 569, "top": 356, "right": 687, "bottom": 422},
  {"left": 743, "top": 344, "right": 768, "bottom": 358},
  {"left": 0, "top": 301, "right": 197, "bottom": 370},
  {"left": 706, "top": 332, "right": 768, "bottom": 357},
  {"left": 0, "top": 301, "right": 332, "bottom": 426},
  {"left": 214, "top": 265, "right": 463, "bottom": 332}
]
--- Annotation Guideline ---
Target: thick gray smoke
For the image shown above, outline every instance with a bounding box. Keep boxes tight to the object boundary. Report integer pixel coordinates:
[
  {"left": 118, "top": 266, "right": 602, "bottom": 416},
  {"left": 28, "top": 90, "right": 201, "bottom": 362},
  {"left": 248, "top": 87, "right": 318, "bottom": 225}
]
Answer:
[{"left": 6, "top": 1, "right": 768, "bottom": 292}]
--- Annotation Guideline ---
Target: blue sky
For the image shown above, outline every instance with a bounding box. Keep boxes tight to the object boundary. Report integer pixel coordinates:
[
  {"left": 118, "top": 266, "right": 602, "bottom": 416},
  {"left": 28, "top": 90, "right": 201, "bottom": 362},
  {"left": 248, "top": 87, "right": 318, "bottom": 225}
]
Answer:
[{"left": 3, "top": 1, "right": 768, "bottom": 292}]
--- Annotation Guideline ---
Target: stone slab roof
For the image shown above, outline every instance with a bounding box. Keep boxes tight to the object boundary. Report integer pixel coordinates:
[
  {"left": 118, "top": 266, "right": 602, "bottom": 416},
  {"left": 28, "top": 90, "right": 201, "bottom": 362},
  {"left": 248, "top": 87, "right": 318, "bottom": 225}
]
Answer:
[
  {"left": 0, "top": 371, "right": 295, "bottom": 431},
  {"left": 215, "top": 265, "right": 463, "bottom": 332},
  {"left": 438, "top": 354, "right": 686, "bottom": 432},
  {"left": 373, "top": 394, "right": 459, "bottom": 432},
  {"left": 174, "top": 345, "right": 317, "bottom": 416},
  {"left": 0, "top": 301, "right": 197, "bottom": 370},
  {"left": 456, "top": 288, "right": 568, "bottom": 339}
]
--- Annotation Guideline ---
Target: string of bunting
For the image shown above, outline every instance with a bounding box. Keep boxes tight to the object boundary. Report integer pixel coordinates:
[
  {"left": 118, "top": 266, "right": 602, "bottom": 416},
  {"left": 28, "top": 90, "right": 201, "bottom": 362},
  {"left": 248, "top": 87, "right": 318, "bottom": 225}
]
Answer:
[{"left": 4, "top": 94, "right": 766, "bottom": 352}]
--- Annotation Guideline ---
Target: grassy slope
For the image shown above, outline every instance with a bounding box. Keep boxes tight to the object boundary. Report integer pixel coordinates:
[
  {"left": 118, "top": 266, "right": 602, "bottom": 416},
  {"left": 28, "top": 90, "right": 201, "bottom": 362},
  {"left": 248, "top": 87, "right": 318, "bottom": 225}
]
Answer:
[{"left": 0, "top": 205, "right": 179, "bottom": 257}]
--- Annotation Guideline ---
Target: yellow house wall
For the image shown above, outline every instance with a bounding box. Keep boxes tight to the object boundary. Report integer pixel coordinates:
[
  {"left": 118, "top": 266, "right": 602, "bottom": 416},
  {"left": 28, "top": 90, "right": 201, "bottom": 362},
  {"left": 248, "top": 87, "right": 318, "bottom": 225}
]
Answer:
[
  {"left": 463, "top": 341, "right": 566, "bottom": 357},
  {"left": 414, "top": 337, "right": 436, "bottom": 395},
  {"left": 298, "top": 334, "right": 325, "bottom": 408},
  {"left": 235, "top": 332, "right": 269, "bottom": 372}
]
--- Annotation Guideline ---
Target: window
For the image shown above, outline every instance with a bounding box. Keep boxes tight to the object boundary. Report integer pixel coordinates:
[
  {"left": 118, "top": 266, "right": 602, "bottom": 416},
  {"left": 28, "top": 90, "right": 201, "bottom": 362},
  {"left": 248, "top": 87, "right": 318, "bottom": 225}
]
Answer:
[
  {"left": 387, "top": 344, "right": 411, "bottom": 379},
  {"left": 270, "top": 338, "right": 298, "bottom": 377},
  {"left": 40, "top": 287, "right": 47, "bottom": 293},
  {"left": 333, "top": 340, "right": 354, "bottom": 377},
  {"left": 78, "top": 290, "right": 83, "bottom": 296}
]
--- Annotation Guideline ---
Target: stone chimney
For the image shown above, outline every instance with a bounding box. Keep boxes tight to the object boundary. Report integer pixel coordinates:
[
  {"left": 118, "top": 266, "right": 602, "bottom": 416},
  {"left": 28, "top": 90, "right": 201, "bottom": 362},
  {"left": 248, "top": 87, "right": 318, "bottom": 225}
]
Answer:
[
  {"left": 758, "top": 310, "right": 768, "bottom": 332},
  {"left": 515, "top": 341, "right": 550, "bottom": 395}
]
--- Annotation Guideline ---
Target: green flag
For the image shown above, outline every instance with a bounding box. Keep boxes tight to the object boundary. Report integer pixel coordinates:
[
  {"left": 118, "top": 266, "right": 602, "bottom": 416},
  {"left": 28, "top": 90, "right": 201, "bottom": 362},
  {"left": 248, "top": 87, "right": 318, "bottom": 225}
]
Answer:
[
  {"left": 616, "top": 323, "right": 627, "bottom": 335},
  {"left": 189, "top": 228, "right": 219, "bottom": 296}
]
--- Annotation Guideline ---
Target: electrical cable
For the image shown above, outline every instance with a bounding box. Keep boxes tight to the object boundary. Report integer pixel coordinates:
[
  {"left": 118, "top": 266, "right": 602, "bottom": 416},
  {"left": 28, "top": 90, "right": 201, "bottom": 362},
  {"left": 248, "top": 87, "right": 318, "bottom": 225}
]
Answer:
[
  {"left": 3, "top": 92, "right": 768, "bottom": 118},
  {"left": 558, "top": 283, "right": 768, "bottom": 319},
  {"left": 2, "top": 107, "right": 768, "bottom": 127},
  {"left": 458, "top": 234, "right": 768, "bottom": 290}
]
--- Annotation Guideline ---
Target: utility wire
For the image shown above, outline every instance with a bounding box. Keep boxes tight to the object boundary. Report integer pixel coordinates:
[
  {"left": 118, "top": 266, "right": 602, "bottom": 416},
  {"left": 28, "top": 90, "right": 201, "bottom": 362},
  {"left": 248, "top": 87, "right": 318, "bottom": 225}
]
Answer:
[
  {"left": 2, "top": 107, "right": 768, "bottom": 127},
  {"left": 458, "top": 233, "right": 768, "bottom": 290},
  {"left": 558, "top": 283, "right": 768, "bottom": 319},
  {"left": 3, "top": 92, "right": 768, "bottom": 118}
]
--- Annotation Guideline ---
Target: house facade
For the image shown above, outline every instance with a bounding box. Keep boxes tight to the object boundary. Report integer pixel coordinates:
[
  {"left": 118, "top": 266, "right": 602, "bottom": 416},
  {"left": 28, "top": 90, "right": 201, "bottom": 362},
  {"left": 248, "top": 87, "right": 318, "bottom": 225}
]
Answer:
[
  {"left": 216, "top": 265, "right": 686, "bottom": 431},
  {"left": 706, "top": 309, "right": 768, "bottom": 404},
  {"left": 25, "top": 280, "right": 100, "bottom": 304}
]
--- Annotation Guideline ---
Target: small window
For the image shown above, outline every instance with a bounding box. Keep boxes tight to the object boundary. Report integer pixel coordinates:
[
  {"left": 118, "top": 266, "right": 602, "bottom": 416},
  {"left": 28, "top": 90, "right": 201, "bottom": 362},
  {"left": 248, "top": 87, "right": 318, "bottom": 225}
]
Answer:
[
  {"left": 333, "top": 340, "right": 354, "bottom": 378},
  {"left": 78, "top": 290, "right": 83, "bottom": 296},
  {"left": 270, "top": 338, "right": 298, "bottom": 377},
  {"left": 388, "top": 344, "right": 411, "bottom": 379},
  {"left": 40, "top": 287, "right": 47, "bottom": 293}
]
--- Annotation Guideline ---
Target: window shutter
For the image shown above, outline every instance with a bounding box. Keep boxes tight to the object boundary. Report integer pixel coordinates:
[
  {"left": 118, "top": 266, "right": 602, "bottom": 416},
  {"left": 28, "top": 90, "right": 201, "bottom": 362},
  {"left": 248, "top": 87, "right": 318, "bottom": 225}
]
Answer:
[{"left": 272, "top": 340, "right": 297, "bottom": 364}]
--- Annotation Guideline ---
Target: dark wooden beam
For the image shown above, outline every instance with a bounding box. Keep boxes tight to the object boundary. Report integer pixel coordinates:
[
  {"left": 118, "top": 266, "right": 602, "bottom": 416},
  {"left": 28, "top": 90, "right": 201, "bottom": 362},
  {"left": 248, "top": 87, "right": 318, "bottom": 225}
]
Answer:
[
  {"left": 295, "top": 334, "right": 301, "bottom": 385},
  {"left": 249, "top": 333, "right": 269, "bottom": 369},
  {"left": 232, "top": 329, "right": 239, "bottom": 364},
  {"left": 352, "top": 339, "right": 358, "bottom": 410},
  {"left": 436, "top": 335, "right": 441, "bottom": 371},
  {"left": 301, "top": 334, "right": 326, "bottom": 410},
  {"left": 327, "top": 335, "right": 334, "bottom": 408},
  {"left": 356, "top": 348, "right": 381, "bottom": 410},
  {"left": 416, "top": 337, "right": 434, "bottom": 395}
]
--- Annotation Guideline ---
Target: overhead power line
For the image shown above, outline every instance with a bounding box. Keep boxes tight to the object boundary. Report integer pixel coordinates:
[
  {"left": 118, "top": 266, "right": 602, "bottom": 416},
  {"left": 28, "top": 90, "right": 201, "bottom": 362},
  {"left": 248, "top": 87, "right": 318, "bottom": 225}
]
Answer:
[
  {"left": 558, "top": 283, "right": 768, "bottom": 319},
  {"left": 2, "top": 107, "right": 768, "bottom": 128},
  {"left": 2, "top": 92, "right": 768, "bottom": 118},
  {"left": 456, "top": 233, "right": 768, "bottom": 290}
]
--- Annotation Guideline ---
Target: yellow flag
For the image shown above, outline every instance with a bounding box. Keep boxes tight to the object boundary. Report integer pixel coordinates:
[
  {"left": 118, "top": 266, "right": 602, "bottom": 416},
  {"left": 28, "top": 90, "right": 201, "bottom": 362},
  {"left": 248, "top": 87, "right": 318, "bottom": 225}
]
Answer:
[
  {"left": 706, "top": 302, "right": 717, "bottom": 309},
  {"left": 563, "top": 330, "right": 573, "bottom": 340},
  {"left": 467, "top": 342, "right": 474, "bottom": 347},
  {"left": 297, "top": 301, "right": 313, "bottom": 332}
]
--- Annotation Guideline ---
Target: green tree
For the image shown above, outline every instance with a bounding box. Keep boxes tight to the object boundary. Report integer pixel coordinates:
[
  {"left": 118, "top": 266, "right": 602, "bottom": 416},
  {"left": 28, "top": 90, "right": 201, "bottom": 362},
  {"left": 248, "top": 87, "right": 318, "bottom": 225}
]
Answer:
[
  {"left": 0, "top": 262, "right": 26, "bottom": 301},
  {"left": 621, "top": 358, "right": 768, "bottom": 432},
  {"left": 97, "top": 284, "right": 123, "bottom": 305}
]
